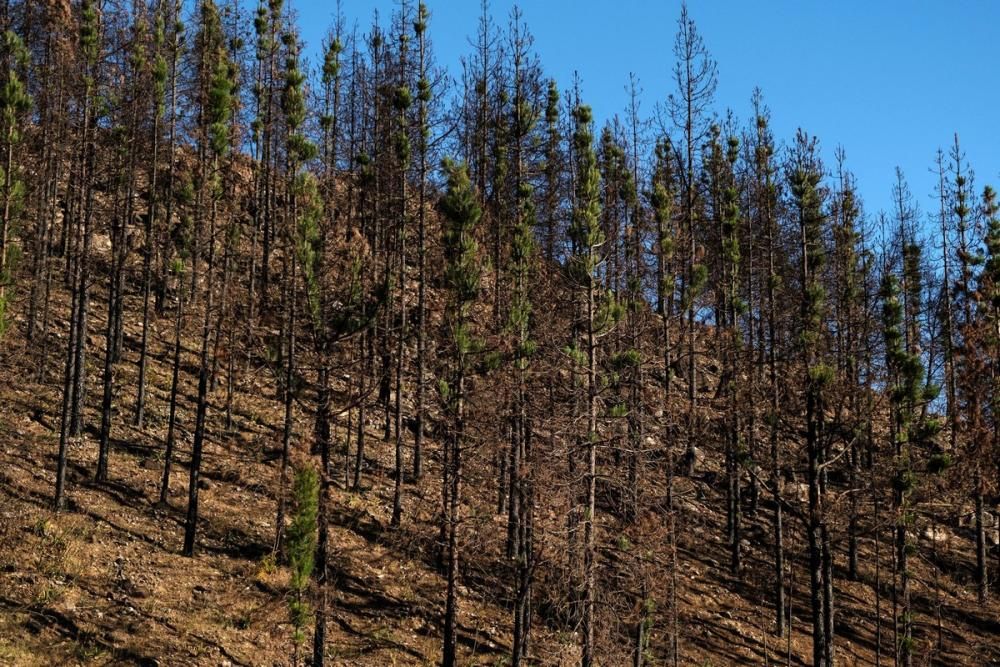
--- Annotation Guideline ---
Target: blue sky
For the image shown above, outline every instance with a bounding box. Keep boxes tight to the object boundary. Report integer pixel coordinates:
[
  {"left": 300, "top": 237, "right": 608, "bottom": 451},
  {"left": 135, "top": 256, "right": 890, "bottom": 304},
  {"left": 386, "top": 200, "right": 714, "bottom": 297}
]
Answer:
[{"left": 287, "top": 0, "right": 1000, "bottom": 228}]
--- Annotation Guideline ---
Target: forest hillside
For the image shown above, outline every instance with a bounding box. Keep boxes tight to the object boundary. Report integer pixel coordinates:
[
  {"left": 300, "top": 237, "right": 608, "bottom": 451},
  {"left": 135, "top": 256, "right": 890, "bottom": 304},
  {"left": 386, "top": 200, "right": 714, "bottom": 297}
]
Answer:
[{"left": 1, "top": 1, "right": 999, "bottom": 666}]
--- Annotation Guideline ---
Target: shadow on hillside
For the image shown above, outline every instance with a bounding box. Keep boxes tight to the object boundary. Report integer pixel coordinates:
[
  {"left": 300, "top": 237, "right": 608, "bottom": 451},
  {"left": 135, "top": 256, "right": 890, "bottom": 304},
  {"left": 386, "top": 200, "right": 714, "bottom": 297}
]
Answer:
[
  {"left": 330, "top": 567, "right": 507, "bottom": 662},
  {"left": 0, "top": 595, "right": 161, "bottom": 666},
  {"left": 325, "top": 504, "right": 509, "bottom": 660}
]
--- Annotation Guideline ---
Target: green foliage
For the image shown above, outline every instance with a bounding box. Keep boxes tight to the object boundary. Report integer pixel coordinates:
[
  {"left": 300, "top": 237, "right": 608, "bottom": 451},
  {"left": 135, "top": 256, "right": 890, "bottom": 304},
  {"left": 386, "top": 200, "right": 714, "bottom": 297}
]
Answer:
[
  {"left": 286, "top": 465, "right": 319, "bottom": 646},
  {"left": 789, "top": 133, "right": 826, "bottom": 347},
  {"left": 707, "top": 127, "right": 742, "bottom": 318},
  {"left": 152, "top": 12, "right": 168, "bottom": 116},
  {"left": 80, "top": 0, "right": 100, "bottom": 69},
  {"left": 902, "top": 241, "right": 923, "bottom": 307},
  {"left": 881, "top": 272, "right": 926, "bottom": 418},
  {"left": 981, "top": 186, "right": 1000, "bottom": 314},
  {"left": 294, "top": 173, "right": 324, "bottom": 328},
  {"left": 452, "top": 322, "right": 482, "bottom": 357},
  {"left": 129, "top": 14, "right": 148, "bottom": 74},
  {"left": 651, "top": 158, "right": 675, "bottom": 255},
  {"left": 393, "top": 130, "right": 410, "bottom": 164},
  {"left": 393, "top": 82, "right": 413, "bottom": 164},
  {"left": 207, "top": 56, "right": 232, "bottom": 156},
  {"left": 609, "top": 349, "right": 642, "bottom": 371},
  {"left": 600, "top": 128, "right": 633, "bottom": 206},
  {"left": 438, "top": 156, "right": 484, "bottom": 419},
  {"left": 254, "top": 6, "right": 268, "bottom": 38},
  {"left": 608, "top": 403, "right": 628, "bottom": 419},
  {"left": 417, "top": 76, "right": 431, "bottom": 105},
  {"left": 912, "top": 417, "right": 942, "bottom": 446},
  {"left": 651, "top": 136, "right": 677, "bottom": 315},
  {"left": 567, "top": 104, "right": 604, "bottom": 282},
  {"left": 439, "top": 159, "right": 483, "bottom": 312},
  {"left": 322, "top": 37, "right": 342, "bottom": 85},
  {"left": 393, "top": 85, "right": 413, "bottom": 111},
  {"left": 437, "top": 379, "right": 450, "bottom": 404},
  {"left": 0, "top": 32, "right": 32, "bottom": 134},
  {"left": 481, "top": 351, "right": 504, "bottom": 373},
  {"left": 414, "top": 3, "right": 430, "bottom": 36},
  {"left": 595, "top": 289, "right": 624, "bottom": 334},
  {"left": 545, "top": 79, "right": 559, "bottom": 127},
  {"left": 0, "top": 279, "right": 12, "bottom": 337},
  {"left": 508, "top": 181, "right": 537, "bottom": 371},
  {"left": 682, "top": 263, "right": 709, "bottom": 312},
  {"left": 281, "top": 32, "right": 315, "bottom": 164},
  {"left": 562, "top": 343, "right": 587, "bottom": 368},
  {"left": 0, "top": 30, "right": 32, "bottom": 339},
  {"left": 199, "top": 0, "right": 235, "bottom": 162}
]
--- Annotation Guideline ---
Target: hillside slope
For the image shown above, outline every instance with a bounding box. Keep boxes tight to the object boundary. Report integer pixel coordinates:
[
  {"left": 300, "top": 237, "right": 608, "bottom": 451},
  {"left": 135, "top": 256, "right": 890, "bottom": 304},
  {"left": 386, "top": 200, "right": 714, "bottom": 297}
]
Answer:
[{"left": 1, "top": 236, "right": 999, "bottom": 667}]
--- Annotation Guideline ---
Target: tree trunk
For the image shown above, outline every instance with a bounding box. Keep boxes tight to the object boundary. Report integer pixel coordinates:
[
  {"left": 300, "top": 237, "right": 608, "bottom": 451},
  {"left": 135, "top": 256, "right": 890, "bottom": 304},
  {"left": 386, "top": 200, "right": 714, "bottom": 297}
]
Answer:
[
  {"left": 442, "top": 371, "right": 464, "bottom": 667},
  {"left": 183, "top": 159, "right": 219, "bottom": 557},
  {"left": 159, "top": 280, "right": 183, "bottom": 506},
  {"left": 582, "top": 262, "right": 597, "bottom": 667},
  {"left": 807, "top": 379, "right": 826, "bottom": 667},
  {"left": 313, "top": 364, "right": 331, "bottom": 666},
  {"left": 975, "top": 472, "right": 988, "bottom": 603}
]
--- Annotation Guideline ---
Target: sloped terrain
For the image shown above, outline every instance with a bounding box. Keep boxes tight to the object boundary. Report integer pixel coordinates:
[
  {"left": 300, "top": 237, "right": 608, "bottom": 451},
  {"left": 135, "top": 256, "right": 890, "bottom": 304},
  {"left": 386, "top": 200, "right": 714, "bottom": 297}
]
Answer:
[{"left": 1, "top": 262, "right": 999, "bottom": 667}]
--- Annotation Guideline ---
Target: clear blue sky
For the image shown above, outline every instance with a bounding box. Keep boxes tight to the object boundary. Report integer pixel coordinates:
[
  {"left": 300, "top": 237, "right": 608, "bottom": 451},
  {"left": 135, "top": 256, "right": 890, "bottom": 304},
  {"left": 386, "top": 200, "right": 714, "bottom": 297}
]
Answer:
[{"left": 287, "top": 0, "right": 1000, "bottom": 227}]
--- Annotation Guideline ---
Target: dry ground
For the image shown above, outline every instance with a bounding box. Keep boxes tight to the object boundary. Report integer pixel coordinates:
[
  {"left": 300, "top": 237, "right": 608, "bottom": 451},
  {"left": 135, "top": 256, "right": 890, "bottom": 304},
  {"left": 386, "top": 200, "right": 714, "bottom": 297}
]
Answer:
[{"left": 2, "top": 271, "right": 1000, "bottom": 666}]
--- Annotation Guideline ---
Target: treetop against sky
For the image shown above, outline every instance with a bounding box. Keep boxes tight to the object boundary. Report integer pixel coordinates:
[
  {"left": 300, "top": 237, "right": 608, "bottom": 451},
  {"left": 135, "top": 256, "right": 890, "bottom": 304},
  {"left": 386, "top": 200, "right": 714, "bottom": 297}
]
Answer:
[{"left": 285, "top": 0, "right": 998, "bottom": 227}]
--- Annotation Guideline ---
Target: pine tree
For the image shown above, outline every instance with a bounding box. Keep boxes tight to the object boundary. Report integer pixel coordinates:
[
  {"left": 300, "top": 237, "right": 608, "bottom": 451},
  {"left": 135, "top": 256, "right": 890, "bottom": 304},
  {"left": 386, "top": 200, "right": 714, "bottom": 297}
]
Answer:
[
  {"left": 623, "top": 75, "right": 646, "bottom": 529},
  {"left": 830, "top": 151, "right": 863, "bottom": 581},
  {"left": 438, "top": 158, "right": 483, "bottom": 667},
  {"left": 566, "top": 103, "right": 613, "bottom": 667},
  {"left": 3, "top": 3, "right": 998, "bottom": 664},
  {"left": 286, "top": 465, "right": 319, "bottom": 666},
  {"left": 504, "top": 6, "right": 539, "bottom": 562},
  {"left": 881, "top": 241, "right": 942, "bottom": 666},
  {"left": 788, "top": 129, "right": 831, "bottom": 666},
  {"left": 0, "top": 29, "right": 32, "bottom": 336},
  {"left": 134, "top": 0, "right": 171, "bottom": 428},
  {"left": 934, "top": 150, "right": 960, "bottom": 452},
  {"left": 749, "top": 102, "right": 786, "bottom": 638},
  {"left": 26, "top": 1, "right": 72, "bottom": 380},
  {"left": 949, "top": 135, "right": 989, "bottom": 602},
  {"left": 157, "top": 3, "right": 192, "bottom": 502},
  {"left": 705, "top": 123, "right": 744, "bottom": 574},
  {"left": 979, "top": 189, "right": 1000, "bottom": 579},
  {"left": 541, "top": 79, "right": 561, "bottom": 263},
  {"left": 55, "top": 0, "right": 101, "bottom": 510},
  {"left": 412, "top": 1, "right": 430, "bottom": 481},
  {"left": 273, "top": 24, "right": 317, "bottom": 555},
  {"left": 390, "top": 2, "right": 413, "bottom": 528},
  {"left": 247, "top": 0, "right": 270, "bottom": 328},
  {"left": 311, "top": 21, "right": 344, "bottom": 667},
  {"left": 183, "top": 0, "right": 235, "bottom": 556},
  {"left": 650, "top": 134, "right": 682, "bottom": 661},
  {"left": 668, "top": 3, "right": 716, "bottom": 480},
  {"left": 97, "top": 4, "right": 151, "bottom": 483},
  {"left": 506, "top": 30, "right": 539, "bottom": 655},
  {"left": 153, "top": 8, "right": 185, "bottom": 501}
]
